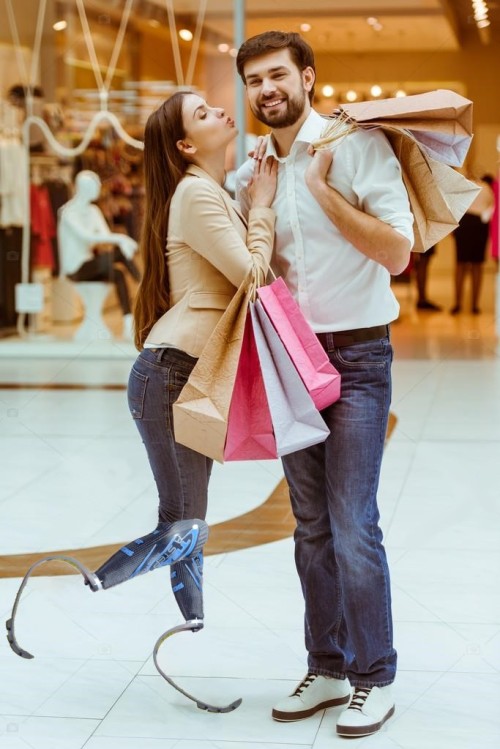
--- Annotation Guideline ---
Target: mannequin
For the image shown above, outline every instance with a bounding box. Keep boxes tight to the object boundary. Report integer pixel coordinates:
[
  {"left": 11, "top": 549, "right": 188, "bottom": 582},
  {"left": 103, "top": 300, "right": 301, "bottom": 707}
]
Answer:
[{"left": 58, "top": 170, "right": 140, "bottom": 339}]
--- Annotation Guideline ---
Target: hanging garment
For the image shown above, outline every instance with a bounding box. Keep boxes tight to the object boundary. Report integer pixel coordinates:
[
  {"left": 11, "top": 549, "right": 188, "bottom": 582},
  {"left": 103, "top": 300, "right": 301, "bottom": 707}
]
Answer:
[
  {"left": 0, "top": 139, "right": 28, "bottom": 227},
  {"left": 30, "top": 183, "right": 56, "bottom": 271},
  {"left": 45, "top": 178, "right": 71, "bottom": 276}
]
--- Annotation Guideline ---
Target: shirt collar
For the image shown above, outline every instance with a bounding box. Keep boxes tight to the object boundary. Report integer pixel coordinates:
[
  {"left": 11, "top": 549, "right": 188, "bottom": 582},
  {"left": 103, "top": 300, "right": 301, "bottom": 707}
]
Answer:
[{"left": 265, "top": 109, "right": 326, "bottom": 158}]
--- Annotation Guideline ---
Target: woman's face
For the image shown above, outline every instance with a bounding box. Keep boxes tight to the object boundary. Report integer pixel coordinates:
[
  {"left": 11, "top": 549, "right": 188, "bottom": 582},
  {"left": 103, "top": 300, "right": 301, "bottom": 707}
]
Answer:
[{"left": 178, "top": 94, "right": 238, "bottom": 158}]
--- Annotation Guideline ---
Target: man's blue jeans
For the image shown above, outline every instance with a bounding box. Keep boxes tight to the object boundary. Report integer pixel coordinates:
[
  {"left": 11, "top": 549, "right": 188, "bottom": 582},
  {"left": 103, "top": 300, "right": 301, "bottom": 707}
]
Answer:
[
  {"left": 127, "top": 347, "right": 212, "bottom": 524},
  {"left": 281, "top": 332, "right": 396, "bottom": 688}
]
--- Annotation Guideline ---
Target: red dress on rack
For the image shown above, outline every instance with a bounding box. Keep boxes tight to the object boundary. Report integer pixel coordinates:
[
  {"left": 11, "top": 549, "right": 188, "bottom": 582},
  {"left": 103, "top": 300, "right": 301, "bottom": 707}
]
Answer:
[{"left": 30, "top": 184, "right": 56, "bottom": 271}]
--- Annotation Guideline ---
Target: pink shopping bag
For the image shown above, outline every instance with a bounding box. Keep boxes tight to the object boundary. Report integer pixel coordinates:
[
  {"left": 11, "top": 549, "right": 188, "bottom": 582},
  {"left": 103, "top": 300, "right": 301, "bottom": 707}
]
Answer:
[
  {"left": 223, "top": 312, "right": 278, "bottom": 461},
  {"left": 257, "top": 277, "right": 341, "bottom": 411}
]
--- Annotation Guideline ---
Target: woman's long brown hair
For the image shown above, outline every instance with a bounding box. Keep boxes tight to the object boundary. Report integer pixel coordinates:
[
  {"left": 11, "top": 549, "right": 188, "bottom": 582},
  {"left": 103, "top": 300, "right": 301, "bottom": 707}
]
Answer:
[{"left": 133, "top": 92, "right": 190, "bottom": 349}]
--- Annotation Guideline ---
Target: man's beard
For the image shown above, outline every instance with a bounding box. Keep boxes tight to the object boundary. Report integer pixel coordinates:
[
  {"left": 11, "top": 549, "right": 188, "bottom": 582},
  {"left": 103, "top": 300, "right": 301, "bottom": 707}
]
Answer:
[{"left": 252, "top": 89, "right": 307, "bottom": 129}]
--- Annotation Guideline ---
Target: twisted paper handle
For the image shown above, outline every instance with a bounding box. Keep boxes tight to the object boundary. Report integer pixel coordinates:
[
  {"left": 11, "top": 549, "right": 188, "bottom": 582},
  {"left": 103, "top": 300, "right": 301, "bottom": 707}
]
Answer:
[{"left": 311, "top": 109, "right": 359, "bottom": 151}]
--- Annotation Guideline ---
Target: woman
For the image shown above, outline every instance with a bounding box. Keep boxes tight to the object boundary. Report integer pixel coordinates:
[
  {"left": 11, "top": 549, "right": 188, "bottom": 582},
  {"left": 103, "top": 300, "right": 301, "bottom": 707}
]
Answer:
[
  {"left": 451, "top": 174, "right": 495, "bottom": 315},
  {"left": 128, "top": 92, "right": 277, "bottom": 621}
]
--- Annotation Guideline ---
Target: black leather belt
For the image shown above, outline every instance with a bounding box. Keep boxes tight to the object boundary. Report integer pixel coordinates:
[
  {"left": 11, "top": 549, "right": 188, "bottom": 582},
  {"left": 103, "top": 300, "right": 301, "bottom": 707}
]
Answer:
[{"left": 317, "top": 324, "right": 389, "bottom": 348}]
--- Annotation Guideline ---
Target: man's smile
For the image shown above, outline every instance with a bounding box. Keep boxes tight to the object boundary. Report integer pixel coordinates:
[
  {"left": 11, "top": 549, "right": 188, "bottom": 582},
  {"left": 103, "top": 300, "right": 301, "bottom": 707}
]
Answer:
[{"left": 261, "top": 97, "right": 286, "bottom": 109}]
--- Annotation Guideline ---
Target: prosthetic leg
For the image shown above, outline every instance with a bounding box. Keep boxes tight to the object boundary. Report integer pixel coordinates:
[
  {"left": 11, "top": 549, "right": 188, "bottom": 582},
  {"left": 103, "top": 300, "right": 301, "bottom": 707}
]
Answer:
[{"left": 6, "top": 519, "right": 241, "bottom": 713}]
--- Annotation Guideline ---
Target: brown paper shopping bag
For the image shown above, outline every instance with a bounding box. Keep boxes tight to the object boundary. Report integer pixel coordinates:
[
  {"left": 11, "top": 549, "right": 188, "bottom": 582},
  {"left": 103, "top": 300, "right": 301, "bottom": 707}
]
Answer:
[
  {"left": 341, "top": 89, "right": 473, "bottom": 166},
  {"left": 341, "top": 90, "right": 473, "bottom": 136},
  {"left": 173, "top": 268, "right": 258, "bottom": 463},
  {"left": 380, "top": 126, "right": 480, "bottom": 252}
]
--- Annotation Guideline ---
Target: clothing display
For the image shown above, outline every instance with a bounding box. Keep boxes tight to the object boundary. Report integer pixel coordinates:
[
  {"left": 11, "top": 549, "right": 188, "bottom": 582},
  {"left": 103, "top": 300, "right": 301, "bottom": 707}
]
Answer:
[
  {"left": 0, "top": 136, "right": 28, "bottom": 228},
  {"left": 0, "top": 226, "right": 22, "bottom": 330},
  {"left": 0, "top": 125, "right": 27, "bottom": 331},
  {"left": 30, "top": 183, "right": 56, "bottom": 271},
  {"left": 45, "top": 177, "right": 71, "bottom": 277}
]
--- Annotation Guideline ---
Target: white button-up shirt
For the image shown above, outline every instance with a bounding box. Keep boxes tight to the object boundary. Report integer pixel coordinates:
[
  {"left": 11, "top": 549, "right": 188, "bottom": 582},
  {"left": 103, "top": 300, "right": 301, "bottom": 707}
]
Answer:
[{"left": 236, "top": 109, "right": 414, "bottom": 332}]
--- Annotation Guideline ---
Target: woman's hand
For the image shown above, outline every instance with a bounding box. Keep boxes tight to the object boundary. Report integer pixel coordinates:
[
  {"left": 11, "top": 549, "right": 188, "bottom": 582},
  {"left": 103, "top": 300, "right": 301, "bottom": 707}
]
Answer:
[
  {"left": 247, "top": 155, "right": 278, "bottom": 208},
  {"left": 248, "top": 134, "right": 270, "bottom": 161}
]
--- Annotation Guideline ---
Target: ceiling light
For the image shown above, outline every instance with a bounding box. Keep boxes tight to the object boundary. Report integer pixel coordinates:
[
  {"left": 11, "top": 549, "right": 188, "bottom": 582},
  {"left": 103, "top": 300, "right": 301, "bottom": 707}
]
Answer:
[
  {"left": 395, "top": 89, "right": 407, "bottom": 97},
  {"left": 53, "top": 20, "right": 67, "bottom": 31},
  {"left": 179, "top": 29, "right": 193, "bottom": 41},
  {"left": 370, "top": 85, "right": 382, "bottom": 97},
  {"left": 229, "top": 48, "right": 238, "bottom": 58},
  {"left": 366, "top": 17, "right": 378, "bottom": 26},
  {"left": 218, "top": 43, "right": 230, "bottom": 53},
  {"left": 322, "top": 85, "right": 335, "bottom": 98},
  {"left": 470, "top": 0, "right": 491, "bottom": 42},
  {"left": 372, "top": 22, "right": 383, "bottom": 31},
  {"left": 300, "top": 23, "right": 312, "bottom": 32},
  {"left": 346, "top": 90, "right": 358, "bottom": 102},
  {"left": 148, "top": 19, "right": 160, "bottom": 28}
]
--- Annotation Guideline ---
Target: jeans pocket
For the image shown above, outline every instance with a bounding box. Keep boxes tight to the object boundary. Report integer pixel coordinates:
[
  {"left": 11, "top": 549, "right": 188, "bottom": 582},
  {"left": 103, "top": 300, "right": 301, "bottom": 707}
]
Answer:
[
  {"left": 128, "top": 366, "right": 148, "bottom": 419},
  {"left": 334, "top": 339, "right": 392, "bottom": 369},
  {"left": 173, "top": 368, "right": 190, "bottom": 388}
]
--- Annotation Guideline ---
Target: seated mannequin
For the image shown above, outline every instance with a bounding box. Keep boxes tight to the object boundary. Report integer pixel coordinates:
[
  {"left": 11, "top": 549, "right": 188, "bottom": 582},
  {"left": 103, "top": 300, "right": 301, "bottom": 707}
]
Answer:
[{"left": 58, "top": 170, "right": 140, "bottom": 339}]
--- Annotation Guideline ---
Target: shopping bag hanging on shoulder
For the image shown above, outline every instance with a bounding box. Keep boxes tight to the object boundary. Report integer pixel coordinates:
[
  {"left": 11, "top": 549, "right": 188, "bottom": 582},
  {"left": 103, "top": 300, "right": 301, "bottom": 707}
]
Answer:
[
  {"left": 381, "top": 127, "right": 481, "bottom": 253},
  {"left": 251, "top": 300, "right": 330, "bottom": 456},
  {"left": 223, "top": 312, "right": 277, "bottom": 462},
  {"left": 257, "top": 277, "right": 341, "bottom": 411},
  {"left": 339, "top": 89, "right": 474, "bottom": 167}
]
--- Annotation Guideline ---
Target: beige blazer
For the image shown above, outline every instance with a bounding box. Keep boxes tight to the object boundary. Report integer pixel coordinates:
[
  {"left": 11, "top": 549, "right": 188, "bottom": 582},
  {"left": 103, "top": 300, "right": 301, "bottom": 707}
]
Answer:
[{"left": 145, "top": 164, "right": 275, "bottom": 357}]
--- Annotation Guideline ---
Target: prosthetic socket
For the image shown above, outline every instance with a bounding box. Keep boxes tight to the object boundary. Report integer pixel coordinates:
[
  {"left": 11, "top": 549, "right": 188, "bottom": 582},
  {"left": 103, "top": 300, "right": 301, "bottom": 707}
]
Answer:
[{"left": 93, "top": 519, "right": 207, "bottom": 626}]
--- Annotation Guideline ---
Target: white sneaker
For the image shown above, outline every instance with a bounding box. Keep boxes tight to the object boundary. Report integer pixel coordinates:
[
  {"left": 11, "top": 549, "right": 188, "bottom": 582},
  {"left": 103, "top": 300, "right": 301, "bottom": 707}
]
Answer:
[
  {"left": 336, "top": 685, "right": 395, "bottom": 737},
  {"left": 272, "top": 673, "right": 351, "bottom": 722}
]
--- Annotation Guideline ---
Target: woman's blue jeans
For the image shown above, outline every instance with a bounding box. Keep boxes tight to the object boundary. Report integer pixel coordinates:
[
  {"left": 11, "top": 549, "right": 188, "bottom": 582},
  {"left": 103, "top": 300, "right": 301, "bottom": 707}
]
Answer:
[
  {"left": 127, "top": 347, "right": 212, "bottom": 524},
  {"left": 281, "top": 333, "right": 397, "bottom": 688}
]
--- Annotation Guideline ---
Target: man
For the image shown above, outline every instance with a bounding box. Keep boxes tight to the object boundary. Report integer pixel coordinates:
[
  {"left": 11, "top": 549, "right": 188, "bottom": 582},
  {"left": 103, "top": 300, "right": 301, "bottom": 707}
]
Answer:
[{"left": 236, "top": 31, "right": 413, "bottom": 738}]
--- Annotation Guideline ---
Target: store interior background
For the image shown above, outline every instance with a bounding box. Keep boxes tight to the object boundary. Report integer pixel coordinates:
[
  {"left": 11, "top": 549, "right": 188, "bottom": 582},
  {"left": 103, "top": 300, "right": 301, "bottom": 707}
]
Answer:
[
  {"left": 0, "top": 0, "right": 499, "bottom": 349},
  {"left": 1, "top": 4, "right": 499, "bottom": 749}
]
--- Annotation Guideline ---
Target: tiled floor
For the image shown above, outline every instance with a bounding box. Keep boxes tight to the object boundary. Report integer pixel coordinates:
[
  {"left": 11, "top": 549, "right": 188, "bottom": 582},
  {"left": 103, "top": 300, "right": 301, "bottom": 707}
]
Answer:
[{"left": 1, "top": 270, "right": 499, "bottom": 748}]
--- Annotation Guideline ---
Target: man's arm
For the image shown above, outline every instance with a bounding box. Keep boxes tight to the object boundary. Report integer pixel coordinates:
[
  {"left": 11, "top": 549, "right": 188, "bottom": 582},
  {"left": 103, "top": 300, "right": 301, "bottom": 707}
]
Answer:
[{"left": 305, "top": 147, "right": 412, "bottom": 276}]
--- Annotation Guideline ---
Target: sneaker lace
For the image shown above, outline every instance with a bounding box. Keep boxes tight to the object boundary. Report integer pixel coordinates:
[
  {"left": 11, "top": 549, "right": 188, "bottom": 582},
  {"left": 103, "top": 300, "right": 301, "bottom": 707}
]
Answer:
[
  {"left": 348, "top": 687, "right": 372, "bottom": 712},
  {"left": 292, "top": 673, "right": 318, "bottom": 697}
]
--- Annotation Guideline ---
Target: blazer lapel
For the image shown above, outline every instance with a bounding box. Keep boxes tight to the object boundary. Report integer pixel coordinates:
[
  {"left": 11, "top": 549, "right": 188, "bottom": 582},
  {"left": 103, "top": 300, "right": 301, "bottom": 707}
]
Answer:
[{"left": 185, "top": 164, "right": 248, "bottom": 228}]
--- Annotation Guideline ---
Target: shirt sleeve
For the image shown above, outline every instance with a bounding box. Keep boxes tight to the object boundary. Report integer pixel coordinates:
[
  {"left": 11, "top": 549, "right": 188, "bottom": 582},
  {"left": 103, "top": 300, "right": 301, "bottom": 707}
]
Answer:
[
  {"left": 178, "top": 178, "right": 275, "bottom": 288},
  {"left": 349, "top": 129, "right": 414, "bottom": 247},
  {"left": 235, "top": 158, "right": 255, "bottom": 220}
]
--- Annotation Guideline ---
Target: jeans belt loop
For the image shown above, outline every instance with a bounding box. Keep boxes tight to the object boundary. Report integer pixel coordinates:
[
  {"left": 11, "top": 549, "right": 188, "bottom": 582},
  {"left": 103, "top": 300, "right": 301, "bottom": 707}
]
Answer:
[{"left": 317, "top": 324, "right": 389, "bottom": 348}]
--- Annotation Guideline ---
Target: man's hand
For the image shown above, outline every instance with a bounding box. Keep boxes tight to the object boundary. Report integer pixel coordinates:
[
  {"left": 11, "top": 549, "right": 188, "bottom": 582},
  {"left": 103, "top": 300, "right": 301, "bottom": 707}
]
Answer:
[{"left": 305, "top": 146, "right": 333, "bottom": 196}]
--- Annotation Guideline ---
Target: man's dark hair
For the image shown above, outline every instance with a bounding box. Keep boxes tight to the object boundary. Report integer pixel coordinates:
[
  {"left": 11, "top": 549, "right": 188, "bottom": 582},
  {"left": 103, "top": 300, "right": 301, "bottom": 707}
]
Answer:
[{"left": 236, "top": 31, "right": 316, "bottom": 103}]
